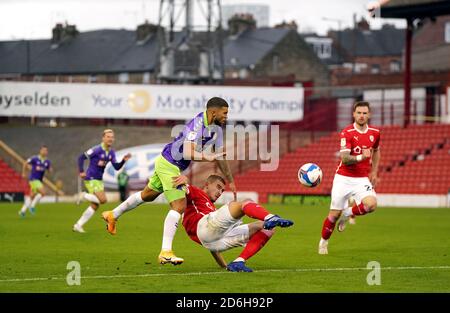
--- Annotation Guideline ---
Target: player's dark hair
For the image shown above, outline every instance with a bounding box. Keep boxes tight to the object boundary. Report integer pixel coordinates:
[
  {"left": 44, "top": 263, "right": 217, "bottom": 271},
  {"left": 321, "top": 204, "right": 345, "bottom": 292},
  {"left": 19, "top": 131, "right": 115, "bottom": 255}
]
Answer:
[
  {"left": 40, "top": 145, "right": 47, "bottom": 149},
  {"left": 206, "top": 174, "right": 226, "bottom": 185},
  {"left": 353, "top": 101, "right": 371, "bottom": 112},
  {"left": 206, "top": 97, "right": 229, "bottom": 109}
]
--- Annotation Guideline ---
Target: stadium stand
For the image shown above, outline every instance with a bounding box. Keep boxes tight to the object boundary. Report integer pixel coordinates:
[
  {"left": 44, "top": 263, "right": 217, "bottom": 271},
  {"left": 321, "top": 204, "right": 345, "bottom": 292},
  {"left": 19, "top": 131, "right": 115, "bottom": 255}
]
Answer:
[
  {"left": 234, "top": 124, "right": 450, "bottom": 203},
  {"left": 0, "top": 158, "right": 28, "bottom": 193}
]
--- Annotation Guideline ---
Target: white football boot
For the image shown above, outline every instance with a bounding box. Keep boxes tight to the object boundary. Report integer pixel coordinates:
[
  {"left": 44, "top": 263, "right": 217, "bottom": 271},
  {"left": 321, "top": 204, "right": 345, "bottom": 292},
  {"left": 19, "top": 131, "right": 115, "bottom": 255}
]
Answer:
[{"left": 318, "top": 238, "right": 328, "bottom": 255}]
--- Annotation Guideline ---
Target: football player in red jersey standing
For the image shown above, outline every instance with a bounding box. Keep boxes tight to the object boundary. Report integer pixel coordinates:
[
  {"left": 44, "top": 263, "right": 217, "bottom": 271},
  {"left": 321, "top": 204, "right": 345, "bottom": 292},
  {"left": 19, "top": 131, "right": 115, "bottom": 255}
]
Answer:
[
  {"left": 319, "top": 101, "right": 381, "bottom": 255},
  {"left": 174, "top": 174, "right": 293, "bottom": 272}
]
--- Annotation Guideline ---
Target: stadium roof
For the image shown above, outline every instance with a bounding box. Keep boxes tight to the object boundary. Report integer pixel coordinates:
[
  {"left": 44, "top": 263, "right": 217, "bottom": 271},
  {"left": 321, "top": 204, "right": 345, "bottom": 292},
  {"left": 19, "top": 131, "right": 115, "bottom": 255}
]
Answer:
[
  {"left": 0, "top": 27, "right": 291, "bottom": 75},
  {"left": 380, "top": 0, "right": 450, "bottom": 19}
]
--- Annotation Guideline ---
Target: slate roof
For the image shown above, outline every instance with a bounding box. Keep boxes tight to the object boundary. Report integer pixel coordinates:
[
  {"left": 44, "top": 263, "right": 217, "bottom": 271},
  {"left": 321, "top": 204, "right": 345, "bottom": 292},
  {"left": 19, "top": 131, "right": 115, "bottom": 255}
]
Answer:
[
  {"left": 329, "top": 25, "right": 405, "bottom": 60},
  {"left": 0, "top": 27, "right": 291, "bottom": 75}
]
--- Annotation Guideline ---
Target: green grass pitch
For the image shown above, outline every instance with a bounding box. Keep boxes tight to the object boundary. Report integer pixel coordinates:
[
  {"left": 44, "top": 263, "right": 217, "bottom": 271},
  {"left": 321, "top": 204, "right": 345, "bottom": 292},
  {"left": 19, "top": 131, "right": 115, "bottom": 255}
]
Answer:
[{"left": 0, "top": 202, "right": 449, "bottom": 292}]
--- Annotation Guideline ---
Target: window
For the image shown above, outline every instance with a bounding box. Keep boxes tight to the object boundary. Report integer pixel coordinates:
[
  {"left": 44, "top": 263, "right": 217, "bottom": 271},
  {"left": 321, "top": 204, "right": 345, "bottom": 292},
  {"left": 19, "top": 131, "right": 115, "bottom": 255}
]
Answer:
[
  {"left": 88, "top": 75, "right": 97, "bottom": 83},
  {"left": 354, "top": 63, "right": 368, "bottom": 73},
  {"left": 390, "top": 60, "right": 401, "bottom": 72},
  {"left": 445, "top": 22, "right": 450, "bottom": 43},
  {"left": 371, "top": 64, "right": 380, "bottom": 74},
  {"left": 142, "top": 72, "right": 150, "bottom": 84},
  {"left": 239, "top": 68, "right": 248, "bottom": 78},
  {"left": 118, "top": 73, "right": 129, "bottom": 84}
]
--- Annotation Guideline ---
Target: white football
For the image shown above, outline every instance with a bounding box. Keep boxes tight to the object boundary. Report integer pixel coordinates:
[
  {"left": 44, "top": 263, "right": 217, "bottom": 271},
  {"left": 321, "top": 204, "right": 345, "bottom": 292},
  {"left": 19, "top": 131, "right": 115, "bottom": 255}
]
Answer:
[{"left": 298, "top": 163, "right": 323, "bottom": 187}]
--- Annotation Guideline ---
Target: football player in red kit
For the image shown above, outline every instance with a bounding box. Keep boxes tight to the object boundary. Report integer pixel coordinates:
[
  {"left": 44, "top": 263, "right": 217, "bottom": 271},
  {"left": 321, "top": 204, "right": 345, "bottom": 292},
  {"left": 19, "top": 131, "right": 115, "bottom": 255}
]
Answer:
[
  {"left": 173, "top": 174, "right": 293, "bottom": 272},
  {"left": 319, "top": 101, "right": 381, "bottom": 254}
]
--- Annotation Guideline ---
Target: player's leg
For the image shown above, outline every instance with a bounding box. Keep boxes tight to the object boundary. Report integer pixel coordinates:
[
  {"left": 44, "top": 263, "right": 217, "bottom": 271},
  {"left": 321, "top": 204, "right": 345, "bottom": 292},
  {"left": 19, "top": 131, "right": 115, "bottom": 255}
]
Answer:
[
  {"left": 73, "top": 180, "right": 103, "bottom": 233},
  {"left": 228, "top": 200, "right": 293, "bottom": 229},
  {"left": 158, "top": 197, "right": 186, "bottom": 265},
  {"left": 19, "top": 183, "right": 34, "bottom": 217},
  {"left": 348, "top": 197, "right": 356, "bottom": 224},
  {"left": 29, "top": 184, "right": 45, "bottom": 213},
  {"left": 102, "top": 185, "right": 162, "bottom": 235},
  {"left": 338, "top": 179, "right": 377, "bottom": 232},
  {"left": 155, "top": 155, "right": 186, "bottom": 265},
  {"left": 319, "top": 175, "right": 349, "bottom": 254},
  {"left": 227, "top": 222, "right": 275, "bottom": 272}
]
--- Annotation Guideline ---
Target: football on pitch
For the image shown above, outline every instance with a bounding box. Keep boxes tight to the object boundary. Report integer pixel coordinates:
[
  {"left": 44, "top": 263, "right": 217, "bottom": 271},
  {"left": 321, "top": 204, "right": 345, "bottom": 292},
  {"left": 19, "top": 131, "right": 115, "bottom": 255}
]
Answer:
[{"left": 298, "top": 163, "right": 323, "bottom": 187}]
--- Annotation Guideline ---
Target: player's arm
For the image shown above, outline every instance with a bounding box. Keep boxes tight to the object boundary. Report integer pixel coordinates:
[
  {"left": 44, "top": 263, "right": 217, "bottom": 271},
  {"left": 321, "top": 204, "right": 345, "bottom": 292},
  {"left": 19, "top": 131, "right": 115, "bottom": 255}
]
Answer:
[
  {"left": 210, "top": 251, "right": 227, "bottom": 269},
  {"left": 172, "top": 175, "right": 189, "bottom": 188},
  {"left": 111, "top": 152, "right": 131, "bottom": 170},
  {"left": 369, "top": 148, "right": 381, "bottom": 186},
  {"left": 46, "top": 165, "right": 54, "bottom": 179},
  {"left": 77, "top": 152, "right": 88, "bottom": 178},
  {"left": 340, "top": 149, "right": 371, "bottom": 165},
  {"left": 215, "top": 157, "right": 237, "bottom": 200},
  {"left": 183, "top": 141, "right": 226, "bottom": 162},
  {"left": 22, "top": 159, "right": 32, "bottom": 178}
]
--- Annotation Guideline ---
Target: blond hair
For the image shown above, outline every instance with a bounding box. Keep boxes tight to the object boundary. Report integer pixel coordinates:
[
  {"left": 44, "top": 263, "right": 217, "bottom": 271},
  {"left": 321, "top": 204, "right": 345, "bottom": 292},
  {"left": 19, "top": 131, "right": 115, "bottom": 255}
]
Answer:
[{"left": 103, "top": 129, "right": 114, "bottom": 137}]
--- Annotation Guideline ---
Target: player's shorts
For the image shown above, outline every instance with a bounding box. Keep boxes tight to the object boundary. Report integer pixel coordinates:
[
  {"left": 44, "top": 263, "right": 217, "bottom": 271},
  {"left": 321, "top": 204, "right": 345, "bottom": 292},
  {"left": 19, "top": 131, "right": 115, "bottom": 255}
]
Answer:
[
  {"left": 147, "top": 154, "right": 185, "bottom": 203},
  {"left": 84, "top": 179, "right": 104, "bottom": 194},
  {"left": 330, "top": 174, "right": 376, "bottom": 211},
  {"left": 29, "top": 180, "right": 43, "bottom": 194},
  {"left": 196, "top": 203, "right": 250, "bottom": 252}
]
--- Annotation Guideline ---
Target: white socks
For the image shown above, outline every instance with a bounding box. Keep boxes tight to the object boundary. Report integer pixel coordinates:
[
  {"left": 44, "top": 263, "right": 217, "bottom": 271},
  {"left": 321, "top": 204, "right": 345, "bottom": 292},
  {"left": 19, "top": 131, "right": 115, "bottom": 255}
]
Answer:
[
  {"left": 76, "top": 206, "right": 96, "bottom": 227},
  {"left": 20, "top": 197, "right": 31, "bottom": 213},
  {"left": 161, "top": 210, "right": 181, "bottom": 251},
  {"left": 84, "top": 193, "right": 100, "bottom": 204},
  {"left": 343, "top": 206, "right": 353, "bottom": 217},
  {"left": 264, "top": 214, "right": 274, "bottom": 220},
  {"left": 30, "top": 193, "right": 42, "bottom": 208},
  {"left": 112, "top": 192, "right": 144, "bottom": 219}
]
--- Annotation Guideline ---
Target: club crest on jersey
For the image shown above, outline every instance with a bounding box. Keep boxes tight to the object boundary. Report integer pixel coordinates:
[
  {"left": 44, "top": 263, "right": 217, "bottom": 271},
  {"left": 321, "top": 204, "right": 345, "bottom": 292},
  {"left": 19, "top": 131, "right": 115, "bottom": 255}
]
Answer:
[{"left": 370, "top": 135, "right": 374, "bottom": 142}]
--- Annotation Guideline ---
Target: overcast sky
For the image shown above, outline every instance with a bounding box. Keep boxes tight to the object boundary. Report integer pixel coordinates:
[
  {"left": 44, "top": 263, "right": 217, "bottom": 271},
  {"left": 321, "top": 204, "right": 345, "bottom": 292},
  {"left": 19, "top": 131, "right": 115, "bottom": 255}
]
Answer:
[{"left": 0, "top": 0, "right": 405, "bottom": 40}]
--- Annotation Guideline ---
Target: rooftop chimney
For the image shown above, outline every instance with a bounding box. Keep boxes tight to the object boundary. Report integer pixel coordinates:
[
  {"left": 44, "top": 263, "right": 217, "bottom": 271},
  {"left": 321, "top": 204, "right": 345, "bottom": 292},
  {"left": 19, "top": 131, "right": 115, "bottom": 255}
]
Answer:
[
  {"left": 51, "top": 22, "right": 78, "bottom": 48},
  {"left": 228, "top": 13, "right": 256, "bottom": 36},
  {"left": 357, "top": 17, "right": 370, "bottom": 31},
  {"left": 136, "top": 20, "right": 160, "bottom": 44},
  {"left": 274, "top": 20, "right": 298, "bottom": 31}
]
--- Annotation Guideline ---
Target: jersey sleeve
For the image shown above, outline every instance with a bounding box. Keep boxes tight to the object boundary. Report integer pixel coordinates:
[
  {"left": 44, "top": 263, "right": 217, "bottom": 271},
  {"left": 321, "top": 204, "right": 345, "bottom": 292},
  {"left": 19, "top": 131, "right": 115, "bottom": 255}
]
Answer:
[
  {"left": 46, "top": 160, "right": 51, "bottom": 170},
  {"left": 183, "top": 115, "right": 203, "bottom": 144},
  {"left": 373, "top": 132, "right": 381, "bottom": 150},
  {"left": 110, "top": 150, "right": 125, "bottom": 170},
  {"left": 339, "top": 131, "right": 352, "bottom": 152},
  {"left": 27, "top": 156, "right": 35, "bottom": 165},
  {"left": 110, "top": 150, "right": 117, "bottom": 163},
  {"left": 84, "top": 146, "right": 97, "bottom": 158}
]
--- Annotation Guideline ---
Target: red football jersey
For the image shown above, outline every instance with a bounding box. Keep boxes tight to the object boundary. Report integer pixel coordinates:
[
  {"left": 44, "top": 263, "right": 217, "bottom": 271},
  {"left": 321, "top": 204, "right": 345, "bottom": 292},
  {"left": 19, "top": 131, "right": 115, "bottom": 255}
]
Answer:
[
  {"left": 182, "top": 184, "right": 216, "bottom": 244},
  {"left": 336, "top": 123, "right": 380, "bottom": 177}
]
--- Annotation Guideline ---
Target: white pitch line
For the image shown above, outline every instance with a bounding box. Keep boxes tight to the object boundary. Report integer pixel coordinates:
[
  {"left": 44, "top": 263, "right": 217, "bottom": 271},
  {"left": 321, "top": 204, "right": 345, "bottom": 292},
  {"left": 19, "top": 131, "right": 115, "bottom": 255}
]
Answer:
[{"left": 0, "top": 265, "right": 449, "bottom": 283}]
